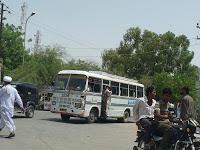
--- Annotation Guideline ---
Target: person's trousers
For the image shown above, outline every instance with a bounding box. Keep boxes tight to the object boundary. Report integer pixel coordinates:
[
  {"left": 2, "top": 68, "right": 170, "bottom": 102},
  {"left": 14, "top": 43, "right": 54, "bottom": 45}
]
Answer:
[
  {"left": 101, "top": 100, "right": 107, "bottom": 117},
  {"left": 0, "top": 109, "right": 16, "bottom": 133},
  {"left": 139, "top": 118, "right": 154, "bottom": 143},
  {"left": 156, "top": 122, "right": 174, "bottom": 150}
]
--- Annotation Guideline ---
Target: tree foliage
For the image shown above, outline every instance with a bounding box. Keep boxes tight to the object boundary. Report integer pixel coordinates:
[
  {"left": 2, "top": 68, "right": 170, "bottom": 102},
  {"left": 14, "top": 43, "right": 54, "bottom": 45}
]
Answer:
[
  {"left": 102, "top": 27, "right": 200, "bottom": 117},
  {"left": 152, "top": 67, "right": 199, "bottom": 102},
  {"left": 63, "top": 59, "right": 100, "bottom": 71},
  {"left": 7, "top": 46, "right": 64, "bottom": 86},
  {"left": 2, "top": 24, "right": 27, "bottom": 70},
  {"left": 102, "top": 27, "right": 194, "bottom": 79},
  {"left": 6, "top": 45, "right": 101, "bottom": 86}
]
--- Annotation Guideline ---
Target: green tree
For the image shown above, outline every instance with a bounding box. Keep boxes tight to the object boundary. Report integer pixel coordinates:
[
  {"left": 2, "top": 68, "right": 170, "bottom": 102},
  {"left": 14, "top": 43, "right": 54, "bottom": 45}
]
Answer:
[
  {"left": 152, "top": 66, "right": 199, "bottom": 102},
  {"left": 8, "top": 46, "right": 64, "bottom": 85},
  {"left": 63, "top": 59, "right": 101, "bottom": 71},
  {"left": 8, "top": 45, "right": 101, "bottom": 86},
  {"left": 102, "top": 27, "right": 194, "bottom": 79},
  {"left": 2, "top": 24, "right": 26, "bottom": 70}
]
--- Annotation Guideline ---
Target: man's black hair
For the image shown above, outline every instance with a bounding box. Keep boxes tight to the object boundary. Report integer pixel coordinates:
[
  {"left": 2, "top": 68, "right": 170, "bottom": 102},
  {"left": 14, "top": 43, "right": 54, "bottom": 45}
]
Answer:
[
  {"left": 145, "top": 86, "right": 155, "bottom": 96},
  {"left": 162, "top": 88, "right": 172, "bottom": 95},
  {"left": 182, "top": 86, "right": 189, "bottom": 94}
]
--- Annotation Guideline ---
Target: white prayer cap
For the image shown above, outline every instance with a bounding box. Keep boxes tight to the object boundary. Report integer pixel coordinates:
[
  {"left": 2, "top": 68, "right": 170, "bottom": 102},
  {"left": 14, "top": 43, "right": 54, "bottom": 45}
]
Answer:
[{"left": 3, "top": 76, "right": 12, "bottom": 82}]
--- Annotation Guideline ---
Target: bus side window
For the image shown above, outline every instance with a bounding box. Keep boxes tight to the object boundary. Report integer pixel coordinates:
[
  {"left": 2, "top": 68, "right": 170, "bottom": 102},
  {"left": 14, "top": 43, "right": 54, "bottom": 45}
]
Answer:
[
  {"left": 88, "top": 77, "right": 102, "bottom": 93},
  {"left": 120, "top": 83, "right": 128, "bottom": 96},
  {"left": 137, "top": 86, "right": 144, "bottom": 98},
  {"left": 129, "top": 85, "right": 136, "bottom": 98},
  {"left": 103, "top": 80, "right": 110, "bottom": 92},
  {"left": 111, "top": 81, "right": 119, "bottom": 95}
]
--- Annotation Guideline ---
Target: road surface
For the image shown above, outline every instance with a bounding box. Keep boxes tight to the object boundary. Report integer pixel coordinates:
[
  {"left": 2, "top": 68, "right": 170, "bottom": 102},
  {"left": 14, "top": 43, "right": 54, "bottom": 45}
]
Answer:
[{"left": 0, "top": 111, "right": 137, "bottom": 150}]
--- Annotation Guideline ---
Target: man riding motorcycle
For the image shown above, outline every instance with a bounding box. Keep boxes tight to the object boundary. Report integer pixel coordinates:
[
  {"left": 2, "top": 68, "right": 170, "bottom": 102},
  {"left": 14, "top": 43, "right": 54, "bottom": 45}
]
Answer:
[
  {"left": 154, "top": 88, "right": 175, "bottom": 150},
  {"left": 134, "top": 86, "right": 199, "bottom": 150},
  {"left": 133, "top": 87, "right": 174, "bottom": 150}
]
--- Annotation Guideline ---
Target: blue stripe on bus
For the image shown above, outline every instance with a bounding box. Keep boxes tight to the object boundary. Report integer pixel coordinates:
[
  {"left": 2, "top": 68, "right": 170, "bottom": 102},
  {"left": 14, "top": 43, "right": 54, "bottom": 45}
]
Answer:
[{"left": 85, "top": 99, "right": 138, "bottom": 107}]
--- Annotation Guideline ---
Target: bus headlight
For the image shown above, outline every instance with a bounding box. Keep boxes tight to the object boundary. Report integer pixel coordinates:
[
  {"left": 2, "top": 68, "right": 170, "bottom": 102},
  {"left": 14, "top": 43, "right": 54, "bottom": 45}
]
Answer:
[
  {"left": 80, "top": 95, "right": 86, "bottom": 108},
  {"left": 75, "top": 103, "right": 81, "bottom": 108}
]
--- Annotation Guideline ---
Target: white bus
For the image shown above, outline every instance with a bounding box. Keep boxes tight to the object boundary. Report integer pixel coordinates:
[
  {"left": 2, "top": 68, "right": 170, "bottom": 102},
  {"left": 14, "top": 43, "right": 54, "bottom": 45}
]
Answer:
[{"left": 51, "top": 70, "right": 144, "bottom": 123}]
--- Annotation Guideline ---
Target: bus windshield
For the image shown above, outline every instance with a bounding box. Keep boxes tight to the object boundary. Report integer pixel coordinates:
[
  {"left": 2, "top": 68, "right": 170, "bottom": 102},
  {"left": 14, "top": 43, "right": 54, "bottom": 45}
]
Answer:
[{"left": 54, "top": 74, "right": 87, "bottom": 91}]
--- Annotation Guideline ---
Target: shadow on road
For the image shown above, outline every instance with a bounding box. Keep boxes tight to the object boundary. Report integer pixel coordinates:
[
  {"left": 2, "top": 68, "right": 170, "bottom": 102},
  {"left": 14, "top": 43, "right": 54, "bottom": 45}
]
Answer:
[
  {"left": 0, "top": 134, "right": 13, "bottom": 139},
  {"left": 13, "top": 115, "right": 27, "bottom": 119},
  {"left": 39, "top": 117, "right": 133, "bottom": 124},
  {"left": 39, "top": 117, "right": 88, "bottom": 124}
]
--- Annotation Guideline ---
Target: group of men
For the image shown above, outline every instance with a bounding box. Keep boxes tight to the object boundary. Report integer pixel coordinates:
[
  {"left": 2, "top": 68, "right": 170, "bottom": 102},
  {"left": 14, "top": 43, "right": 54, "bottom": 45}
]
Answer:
[
  {"left": 133, "top": 86, "right": 195, "bottom": 150},
  {"left": 0, "top": 76, "right": 24, "bottom": 138}
]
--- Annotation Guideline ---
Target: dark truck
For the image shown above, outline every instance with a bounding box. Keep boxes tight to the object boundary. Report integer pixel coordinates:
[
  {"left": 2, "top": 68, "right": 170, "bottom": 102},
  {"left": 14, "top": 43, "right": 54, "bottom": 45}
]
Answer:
[{"left": 12, "top": 82, "right": 39, "bottom": 118}]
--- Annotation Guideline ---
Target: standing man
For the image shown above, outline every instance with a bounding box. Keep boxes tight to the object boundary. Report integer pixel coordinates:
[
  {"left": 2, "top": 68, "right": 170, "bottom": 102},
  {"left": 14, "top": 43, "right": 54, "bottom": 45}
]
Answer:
[
  {"left": 0, "top": 76, "right": 24, "bottom": 138},
  {"left": 180, "top": 86, "right": 195, "bottom": 121},
  {"left": 101, "top": 85, "right": 112, "bottom": 118}
]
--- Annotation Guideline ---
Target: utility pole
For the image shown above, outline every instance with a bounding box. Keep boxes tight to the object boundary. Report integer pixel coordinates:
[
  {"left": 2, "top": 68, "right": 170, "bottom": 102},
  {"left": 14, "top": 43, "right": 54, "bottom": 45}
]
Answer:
[
  {"left": 23, "top": 11, "right": 35, "bottom": 65},
  {"left": 0, "top": 2, "right": 4, "bottom": 83},
  {"left": 0, "top": 2, "right": 10, "bottom": 83},
  {"left": 197, "top": 23, "right": 200, "bottom": 40}
]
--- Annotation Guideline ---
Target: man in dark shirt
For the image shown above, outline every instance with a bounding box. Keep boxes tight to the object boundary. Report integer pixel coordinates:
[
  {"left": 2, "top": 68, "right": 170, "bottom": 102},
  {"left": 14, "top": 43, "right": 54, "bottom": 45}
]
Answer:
[
  {"left": 180, "top": 86, "right": 195, "bottom": 121},
  {"left": 154, "top": 88, "right": 174, "bottom": 150}
]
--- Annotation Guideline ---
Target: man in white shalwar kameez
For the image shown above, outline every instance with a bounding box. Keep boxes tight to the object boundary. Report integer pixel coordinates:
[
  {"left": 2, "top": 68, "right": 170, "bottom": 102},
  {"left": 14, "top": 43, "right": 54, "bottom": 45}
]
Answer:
[{"left": 0, "top": 76, "right": 24, "bottom": 138}]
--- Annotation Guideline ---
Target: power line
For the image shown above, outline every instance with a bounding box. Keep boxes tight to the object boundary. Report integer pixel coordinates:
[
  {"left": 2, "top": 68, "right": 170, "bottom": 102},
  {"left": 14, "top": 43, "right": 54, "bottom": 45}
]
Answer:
[
  {"left": 5, "top": 3, "right": 200, "bottom": 55},
  {"left": 7, "top": 6, "right": 100, "bottom": 49},
  {"left": 6, "top": 5, "right": 200, "bottom": 51}
]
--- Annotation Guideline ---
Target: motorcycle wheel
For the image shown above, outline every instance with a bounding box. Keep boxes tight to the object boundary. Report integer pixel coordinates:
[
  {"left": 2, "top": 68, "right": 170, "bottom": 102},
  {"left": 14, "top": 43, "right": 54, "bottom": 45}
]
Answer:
[
  {"left": 138, "top": 138, "right": 145, "bottom": 149},
  {"left": 174, "top": 142, "right": 189, "bottom": 150}
]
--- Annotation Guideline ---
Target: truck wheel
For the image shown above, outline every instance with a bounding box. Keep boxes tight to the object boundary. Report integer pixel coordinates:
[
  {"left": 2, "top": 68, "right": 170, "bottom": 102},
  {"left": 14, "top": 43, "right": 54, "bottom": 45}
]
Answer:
[
  {"left": 87, "top": 109, "right": 98, "bottom": 123},
  {"left": 61, "top": 114, "right": 70, "bottom": 122},
  {"left": 25, "top": 105, "right": 34, "bottom": 118}
]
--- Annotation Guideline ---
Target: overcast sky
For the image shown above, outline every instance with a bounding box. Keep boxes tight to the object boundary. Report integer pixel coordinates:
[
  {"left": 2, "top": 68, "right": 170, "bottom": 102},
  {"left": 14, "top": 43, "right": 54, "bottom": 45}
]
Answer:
[{"left": 4, "top": 0, "right": 200, "bottom": 66}]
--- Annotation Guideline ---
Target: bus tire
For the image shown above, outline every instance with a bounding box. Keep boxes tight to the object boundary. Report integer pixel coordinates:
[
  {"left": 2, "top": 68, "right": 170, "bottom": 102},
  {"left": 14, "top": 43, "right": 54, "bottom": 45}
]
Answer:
[
  {"left": 61, "top": 114, "right": 70, "bottom": 122},
  {"left": 87, "top": 108, "right": 98, "bottom": 123},
  {"left": 25, "top": 105, "right": 35, "bottom": 118},
  {"left": 117, "top": 110, "right": 129, "bottom": 123}
]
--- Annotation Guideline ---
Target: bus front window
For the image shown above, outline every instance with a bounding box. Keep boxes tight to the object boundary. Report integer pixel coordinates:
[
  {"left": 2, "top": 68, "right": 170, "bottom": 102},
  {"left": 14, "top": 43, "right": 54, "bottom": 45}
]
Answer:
[
  {"left": 54, "top": 75, "right": 70, "bottom": 90},
  {"left": 54, "top": 74, "right": 86, "bottom": 91},
  {"left": 67, "top": 75, "right": 86, "bottom": 91}
]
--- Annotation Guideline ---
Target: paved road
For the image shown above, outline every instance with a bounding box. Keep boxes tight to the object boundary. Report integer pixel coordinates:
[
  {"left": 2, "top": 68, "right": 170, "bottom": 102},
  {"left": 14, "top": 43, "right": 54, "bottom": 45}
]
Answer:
[{"left": 0, "top": 111, "right": 137, "bottom": 150}]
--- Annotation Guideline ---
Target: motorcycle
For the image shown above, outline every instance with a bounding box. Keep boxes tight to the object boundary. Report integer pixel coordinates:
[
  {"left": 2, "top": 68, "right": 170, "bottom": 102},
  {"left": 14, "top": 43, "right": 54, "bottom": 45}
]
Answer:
[{"left": 133, "top": 118, "right": 200, "bottom": 150}]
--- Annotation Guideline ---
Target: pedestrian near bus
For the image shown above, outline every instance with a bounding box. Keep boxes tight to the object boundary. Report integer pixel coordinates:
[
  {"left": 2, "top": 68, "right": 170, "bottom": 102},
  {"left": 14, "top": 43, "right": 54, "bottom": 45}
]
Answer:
[
  {"left": 101, "top": 85, "right": 112, "bottom": 118},
  {"left": 0, "top": 76, "right": 24, "bottom": 138}
]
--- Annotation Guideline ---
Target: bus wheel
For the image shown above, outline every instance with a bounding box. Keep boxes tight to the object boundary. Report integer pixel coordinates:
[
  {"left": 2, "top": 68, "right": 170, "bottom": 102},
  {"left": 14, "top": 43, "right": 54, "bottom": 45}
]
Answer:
[
  {"left": 61, "top": 114, "right": 70, "bottom": 122},
  {"left": 87, "top": 108, "right": 98, "bottom": 123},
  {"left": 117, "top": 110, "right": 129, "bottom": 123},
  {"left": 25, "top": 105, "right": 34, "bottom": 118}
]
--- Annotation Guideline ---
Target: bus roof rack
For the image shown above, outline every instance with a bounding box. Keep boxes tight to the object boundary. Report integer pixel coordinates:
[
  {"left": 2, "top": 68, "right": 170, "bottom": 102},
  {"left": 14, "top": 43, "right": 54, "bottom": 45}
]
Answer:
[{"left": 89, "top": 71, "right": 138, "bottom": 83}]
